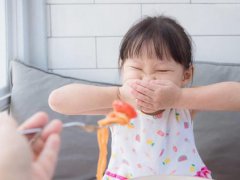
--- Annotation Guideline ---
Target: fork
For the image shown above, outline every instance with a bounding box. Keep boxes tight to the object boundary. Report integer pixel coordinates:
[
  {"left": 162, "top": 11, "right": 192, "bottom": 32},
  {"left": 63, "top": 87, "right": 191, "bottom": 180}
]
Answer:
[{"left": 18, "top": 121, "right": 111, "bottom": 136}]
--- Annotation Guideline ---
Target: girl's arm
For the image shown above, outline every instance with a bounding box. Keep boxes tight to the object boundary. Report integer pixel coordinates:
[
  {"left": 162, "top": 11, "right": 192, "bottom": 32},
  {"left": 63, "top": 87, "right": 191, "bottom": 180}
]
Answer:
[
  {"left": 177, "top": 81, "right": 240, "bottom": 111},
  {"left": 130, "top": 80, "right": 240, "bottom": 113},
  {"left": 48, "top": 83, "right": 119, "bottom": 115}
]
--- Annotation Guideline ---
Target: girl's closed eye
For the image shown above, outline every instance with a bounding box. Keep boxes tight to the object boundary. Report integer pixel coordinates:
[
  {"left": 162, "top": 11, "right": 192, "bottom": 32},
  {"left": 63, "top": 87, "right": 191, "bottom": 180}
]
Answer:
[
  {"left": 156, "top": 69, "right": 171, "bottom": 73},
  {"left": 129, "top": 66, "right": 142, "bottom": 71}
]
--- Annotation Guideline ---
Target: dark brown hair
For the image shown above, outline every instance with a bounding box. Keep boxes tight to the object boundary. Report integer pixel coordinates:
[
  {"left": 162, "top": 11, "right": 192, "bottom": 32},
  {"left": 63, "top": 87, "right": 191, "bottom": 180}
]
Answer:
[{"left": 119, "top": 16, "right": 193, "bottom": 70}]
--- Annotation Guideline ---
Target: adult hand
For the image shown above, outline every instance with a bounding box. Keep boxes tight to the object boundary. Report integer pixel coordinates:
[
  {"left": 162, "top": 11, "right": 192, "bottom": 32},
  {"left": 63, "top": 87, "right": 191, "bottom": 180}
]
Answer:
[
  {"left": 18, "top": 112, "right": 62, "bottom": 180},
  {"left": 0, "top": 112, "right": 62, "bottom": 180},
  {"left": 130, "top": 80, "right": 182, "bottom": 114},
  {"left": 0, "top": 114, "right": 31, "bottom": 180}
]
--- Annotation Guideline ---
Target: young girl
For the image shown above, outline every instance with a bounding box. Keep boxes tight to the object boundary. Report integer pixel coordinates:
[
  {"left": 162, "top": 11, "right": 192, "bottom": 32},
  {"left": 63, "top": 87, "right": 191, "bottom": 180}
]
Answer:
[{"left": 48, "top": 16, "right": 240, "bottom": 179}]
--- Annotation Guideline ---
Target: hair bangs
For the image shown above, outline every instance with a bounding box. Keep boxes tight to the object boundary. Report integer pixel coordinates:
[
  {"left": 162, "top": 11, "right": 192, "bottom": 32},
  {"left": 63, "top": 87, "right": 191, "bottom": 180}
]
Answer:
[{"left": 120, "top": 29, "right": 171, "bottom": 62}]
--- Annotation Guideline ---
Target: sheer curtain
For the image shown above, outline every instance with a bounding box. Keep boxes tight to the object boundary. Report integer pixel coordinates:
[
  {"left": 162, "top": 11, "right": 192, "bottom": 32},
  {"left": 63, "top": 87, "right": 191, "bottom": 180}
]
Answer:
[{"left": 0, "top": 0, "right": 10, "bottom": 111}]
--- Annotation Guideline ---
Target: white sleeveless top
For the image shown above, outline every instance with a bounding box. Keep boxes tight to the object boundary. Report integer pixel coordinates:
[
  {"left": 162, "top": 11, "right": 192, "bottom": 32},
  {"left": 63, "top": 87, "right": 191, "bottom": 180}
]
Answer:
[{"left": 103, "top": 109, "right": 212, "bottom": 180}]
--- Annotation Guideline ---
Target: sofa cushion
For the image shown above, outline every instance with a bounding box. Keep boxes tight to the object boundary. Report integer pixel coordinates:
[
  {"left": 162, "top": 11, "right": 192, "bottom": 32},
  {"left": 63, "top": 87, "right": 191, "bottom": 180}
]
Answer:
[
  {"left": 10, "top": 60, "right": 115, "bottom": 180},
  {"left": 192, "top": 61, "right": 240, "bottom": 180}
]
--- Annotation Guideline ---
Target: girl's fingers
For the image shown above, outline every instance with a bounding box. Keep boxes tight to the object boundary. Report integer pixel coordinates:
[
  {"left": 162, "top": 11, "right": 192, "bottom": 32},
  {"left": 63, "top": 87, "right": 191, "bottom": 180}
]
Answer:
[
  {"left": 131, "top": 89, "right": 152, "bottom": 104},
  {"left": 34, "top": 134, "right": 61, "bottom": 178},
  {"left": 131, "top": 80, "right": 154, "bottom": 102},
  {"left": 18, "top": 112, "right": 49, "bottom": 131},
  {"left": 137, "top": 105, "right": 153, "bottom": 113},
  {"left": 136, "top": 99, "right": 154, "bottom": 110},
  {"left": 133, "top": 80, "right": 155, "bottom": 92},
  {"left": 141, "top": 106, "right": 155, "bottom": 114}
]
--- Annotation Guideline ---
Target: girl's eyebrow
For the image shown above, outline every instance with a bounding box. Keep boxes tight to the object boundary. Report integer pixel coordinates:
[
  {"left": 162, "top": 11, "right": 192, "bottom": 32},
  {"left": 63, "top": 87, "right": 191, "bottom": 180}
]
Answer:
[
  {"left": 155, "top": 64, "right": 172, "bottom": 68},
  {"left": 154, "top": 62, "right": 171, "bottom": 68},
  {"left": 154, "top": 59, "right": 176, "bottom": 68},
  {"left": 127, "top": 60, "right": 142, "bottom": 66}
]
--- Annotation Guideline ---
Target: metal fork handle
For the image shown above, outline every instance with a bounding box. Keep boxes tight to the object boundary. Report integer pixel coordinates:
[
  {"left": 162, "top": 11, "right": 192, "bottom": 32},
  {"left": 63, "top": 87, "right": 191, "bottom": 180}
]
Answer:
[
  {"left": 18, "top": 122, "right": 100, "bottom": 135},
  {"left": 62, "top": 122, "right": 85, "bottom": 128},
  {"left": 18, "top": 128, "right": 42, "bottom": 135}
]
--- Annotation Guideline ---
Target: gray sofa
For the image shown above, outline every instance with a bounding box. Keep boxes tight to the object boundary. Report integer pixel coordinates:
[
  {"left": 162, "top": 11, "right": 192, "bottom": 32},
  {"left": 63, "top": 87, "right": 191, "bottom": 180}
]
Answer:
[{"left": 9, "top": 60, "right": 240, "bottom": 180}]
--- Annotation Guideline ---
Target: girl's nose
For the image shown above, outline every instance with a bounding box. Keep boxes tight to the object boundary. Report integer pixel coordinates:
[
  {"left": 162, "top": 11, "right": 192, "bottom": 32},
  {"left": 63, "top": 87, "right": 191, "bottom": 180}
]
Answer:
[{"left": 142, "top": 75, "right": 156, "bottom": 81}]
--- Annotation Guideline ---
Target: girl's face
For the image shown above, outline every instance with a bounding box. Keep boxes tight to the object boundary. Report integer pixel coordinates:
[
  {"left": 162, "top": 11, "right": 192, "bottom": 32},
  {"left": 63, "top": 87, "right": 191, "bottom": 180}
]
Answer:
[{"left": 121, "top": 55, "right": 192, "bottom": 87}]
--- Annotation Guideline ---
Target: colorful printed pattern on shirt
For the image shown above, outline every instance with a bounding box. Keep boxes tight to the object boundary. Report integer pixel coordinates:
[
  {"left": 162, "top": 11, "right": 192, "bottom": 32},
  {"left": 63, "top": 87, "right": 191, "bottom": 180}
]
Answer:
[{"left": 103, "top": 109, "right": 212, "bottom": 180}]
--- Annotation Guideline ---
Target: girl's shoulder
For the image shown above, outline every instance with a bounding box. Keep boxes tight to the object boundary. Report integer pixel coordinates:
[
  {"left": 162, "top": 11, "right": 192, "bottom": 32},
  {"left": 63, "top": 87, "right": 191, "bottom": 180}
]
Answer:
[
  {"left": 172, "top": 108, "right": 195, "bottom": 121},
  {"left": 189, "top": 109, "right": 198, "bottom": 120}
]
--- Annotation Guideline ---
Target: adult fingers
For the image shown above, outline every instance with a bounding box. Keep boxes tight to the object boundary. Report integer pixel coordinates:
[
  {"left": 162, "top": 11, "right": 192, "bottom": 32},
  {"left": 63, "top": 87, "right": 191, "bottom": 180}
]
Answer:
[
  {"left": 33, "top": 134, "right": 61, "bottom": 179},
  {"left": 41, "top": 120, "right": 62, "bottom": 141},
  {"left": 31, "top": 138, "right": 45, "bottom": 160},
  {"left": 31, "top": 119, "right": 62, "bottom": 159},
  {"left": 18, "top": 112, "right": 49, "bottom": 131},
  {"left": 18, "top": 112, "right": 49, "bottom": 142}
]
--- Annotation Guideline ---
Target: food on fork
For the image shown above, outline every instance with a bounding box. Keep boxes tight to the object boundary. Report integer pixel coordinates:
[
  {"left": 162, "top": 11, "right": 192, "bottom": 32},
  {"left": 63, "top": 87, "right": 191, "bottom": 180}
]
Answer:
[{"left": 96, "top": 100, "right": 137, "bottom": 180}]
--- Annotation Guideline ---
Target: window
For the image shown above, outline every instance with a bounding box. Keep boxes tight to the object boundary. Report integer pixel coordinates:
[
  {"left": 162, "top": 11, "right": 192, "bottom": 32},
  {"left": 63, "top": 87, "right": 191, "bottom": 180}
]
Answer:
[
  {"left": 0, "top": 0, "right": 7, "bottom": 89},
  {"left": 0, "top": 0, "right": 10, "bottom": 111}
]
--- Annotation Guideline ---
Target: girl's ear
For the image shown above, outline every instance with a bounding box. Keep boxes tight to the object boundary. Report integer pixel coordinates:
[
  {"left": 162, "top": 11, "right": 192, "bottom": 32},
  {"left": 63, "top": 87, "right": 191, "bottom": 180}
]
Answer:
[
  {"left": 182, "top": 65, "right": 194, "bottom": 86},
  {"left": 119, "top": 59, "right": 123, "bottom": 68}
]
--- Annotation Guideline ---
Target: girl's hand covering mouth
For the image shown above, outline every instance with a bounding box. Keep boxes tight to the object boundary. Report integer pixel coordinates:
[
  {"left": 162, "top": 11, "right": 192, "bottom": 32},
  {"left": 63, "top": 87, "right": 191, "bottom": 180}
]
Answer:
[
  {"left": 118, "top": 80, "right": 139, "bottom": 107},
  {"left": 130, "top": 80, "right": 182, "bottom": 113}
]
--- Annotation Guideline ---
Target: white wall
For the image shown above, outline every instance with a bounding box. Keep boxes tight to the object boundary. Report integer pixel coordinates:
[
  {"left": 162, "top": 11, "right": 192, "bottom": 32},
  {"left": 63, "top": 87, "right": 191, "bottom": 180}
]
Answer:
[
  {"left": 9, "top": 0, "right": 48, "bottom": 70},
  {"left": 46, "top": 0, "right": 240, "bottom": 83}
]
